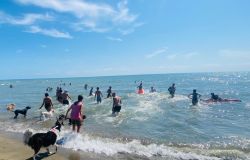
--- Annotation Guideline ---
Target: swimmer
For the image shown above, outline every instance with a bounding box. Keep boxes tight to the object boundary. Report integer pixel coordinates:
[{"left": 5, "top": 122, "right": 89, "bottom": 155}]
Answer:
[
  {"left": 188, "top": 89, "right": 202, "bottom": 105},
  {"left": 106, "top": 86, "right": 112, "bottom": 98},
  {"left": 94, "top": 87, "right": 103, "bottom": 104},
  {"left": 168, "top": 83, "right": 176, "bottom": 98},
  {"left": 112, "top": 92, "right": 122, "bottom": 116}
]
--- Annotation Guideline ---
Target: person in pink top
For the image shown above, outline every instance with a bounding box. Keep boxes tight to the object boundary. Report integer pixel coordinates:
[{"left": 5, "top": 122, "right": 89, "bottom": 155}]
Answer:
[{"left": 65, "top": 95, "right": 84, "bottom": 133}]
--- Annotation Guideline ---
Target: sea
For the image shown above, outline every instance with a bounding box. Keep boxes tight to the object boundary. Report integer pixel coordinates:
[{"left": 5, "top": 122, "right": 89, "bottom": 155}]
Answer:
[{"left": 0, "top": 72, "right": 250, "bottom": 160}]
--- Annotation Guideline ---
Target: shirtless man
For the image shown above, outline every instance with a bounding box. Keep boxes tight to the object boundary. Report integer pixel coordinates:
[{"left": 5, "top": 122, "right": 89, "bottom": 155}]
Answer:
[
  {"left": 62, "top": 90, "right": 72, "bottom": 105},
  {"left": 40, "top": 93, "right": 54, "bottom": 120},
  {"left": 40, "top": 93, "right": 53, "bottom": 112},
  {"left": 94, "top": 87, "right": 103, "bottom": 104},
  {"left": 112, "top": 92, "right": 122, "bottom": 115}
]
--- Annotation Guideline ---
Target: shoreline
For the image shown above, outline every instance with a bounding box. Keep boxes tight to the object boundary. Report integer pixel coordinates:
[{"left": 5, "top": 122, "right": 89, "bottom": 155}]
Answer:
[
  {"left": 0, "top": 131, "right": 73, "bottom": 160},
  {"left": 0, "top": 130, "right": 117, "bottom": 160}
]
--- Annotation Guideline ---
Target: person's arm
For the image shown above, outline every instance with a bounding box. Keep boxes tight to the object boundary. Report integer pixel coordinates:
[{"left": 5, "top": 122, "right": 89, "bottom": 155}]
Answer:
[
  {"left": 65, "top": 105, "right": 72, "bottom": 119},
  {"left": 101, "top": 91, "right": 103, "bottom": 97},
  {"left": 39, "top": 99, "right": 44, "bottom": 109},
  {"left": 112, "top": 98, "right": 115, "bottom": 108},
  {"left": 94, "top": 92, "right": 96, "bottom": 99},
  {"left": 68, "top": 95, "right": 72, "bottom": 100},
  {"left": 198, "top": 94, "right": 202, "bottom": 98},
  {"left": 79, "top": 104, "right": 83, "bottom": 121}
]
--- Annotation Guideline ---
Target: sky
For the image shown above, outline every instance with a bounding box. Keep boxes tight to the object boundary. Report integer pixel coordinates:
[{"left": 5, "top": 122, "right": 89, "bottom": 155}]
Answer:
[{"left": 0, "top": 0, "right": 250, "bottom": 79}]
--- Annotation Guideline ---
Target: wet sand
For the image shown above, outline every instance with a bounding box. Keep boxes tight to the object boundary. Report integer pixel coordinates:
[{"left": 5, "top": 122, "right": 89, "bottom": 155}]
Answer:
[{"left": 0, "top": 133, "right": 67, "bottom": 160}]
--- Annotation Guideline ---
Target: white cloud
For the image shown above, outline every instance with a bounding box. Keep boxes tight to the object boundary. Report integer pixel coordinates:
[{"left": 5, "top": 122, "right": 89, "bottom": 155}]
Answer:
[
  {"left": 118, "top": 22, "right": 144, "bottom": 35},
  {"left": 166, "top": 54, "right": 177, "bottom": 60},
  {"left": 146, "top": 47, "right": 168, "bottom": 59},
  {"left": 72, "top": 21, "right": 110, "bottom": 33},
  {"left": 183, "top": 52, "right": 199, "bottom": 58},
  {"left": 166, "top": 52, "right": 199, "bottom": 60},
  {"left": 113, "top": 0, "right": 137, "bottom": 24},
  {"left": 0, "top": 11, "right": 53, "bottom": 25},
  {"left": 16, "top": 0, "right": 141, "bottom": 34},
  {"left": 26, "top": 26, "right": 72, "bottom": 39},
  {"left": 106, "top": 36, "right": 123, "bottom": 42},
  {"left": 16, "top": 0, "right": 115, "bottom": 18}
]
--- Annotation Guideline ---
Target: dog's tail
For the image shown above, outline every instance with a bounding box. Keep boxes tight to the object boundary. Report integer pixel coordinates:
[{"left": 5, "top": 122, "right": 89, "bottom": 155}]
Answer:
[{"left": 23, "top": 129, "right": 33, "bottom": 146}]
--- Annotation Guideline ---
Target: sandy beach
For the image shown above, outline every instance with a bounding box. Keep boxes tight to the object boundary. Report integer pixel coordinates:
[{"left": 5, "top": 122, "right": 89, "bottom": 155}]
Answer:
[{"left": 0, "top": 133, "right": 68, "bottom": 160}]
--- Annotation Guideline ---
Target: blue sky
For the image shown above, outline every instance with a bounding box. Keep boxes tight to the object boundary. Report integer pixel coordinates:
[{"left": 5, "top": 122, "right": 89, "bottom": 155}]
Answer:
[{"left": 0, "top": 0, "right": 250, "bottom": 79}]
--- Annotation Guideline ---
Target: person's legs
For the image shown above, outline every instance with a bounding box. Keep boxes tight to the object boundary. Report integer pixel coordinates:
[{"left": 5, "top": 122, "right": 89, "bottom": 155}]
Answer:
[
  {"left": 77, "top": 125, "right": 81, "bottom": 133},
  {"left": 72, "top": 124, "right": 76, "bottom": 132},
  {"left": 76, "top": 120, "right": 82, "bottom": 133}
]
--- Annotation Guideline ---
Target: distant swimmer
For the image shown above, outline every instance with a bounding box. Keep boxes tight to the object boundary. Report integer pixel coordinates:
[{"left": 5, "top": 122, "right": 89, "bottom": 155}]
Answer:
[
  {"left": 112, "top": 92, "right": 122, "bottom": 116},
  {"left": 89, "top": 87, "right": 94, "bottom": 96},
  {"left": 188, "top": 89, "right": 201, "bottom": 105},
  {"left": 107, "top": 86, "right": 112, "bottom": 98},
  {"left": 138, "top": 81, "right": 143, "bottom": 90},
  {"left": 46, "top": 87, "right": 53, "bottom": 92},
  {"left": 168, "top": 83, "right": 176, "bottom": 98},
  {"left": 137, "top": 81, "right": 145, "bottom": 94},
  {"left": 95, "top": 87, "right": 103, "bottom": 104},
  {"left": 210, "top": 93, "right": 222, "bottom": 101},
  {"left": 201, "top": 93, "right": 241, "bottom": 103},
  {"left": 62, "top": 90, "right": 72, "bottom": 105},
  {"left": 150, "top": 86, "right": 156, "bottom": 93},
  {"left": 9, "top": 84, "right": 13, "bottom": 88},
  {"left": 84, "top": 84, "right": 88, "bottom": 90},
  {"left": 40, "top": 93, "right": 54, "bottom": 112},
  {"left": 57, "top": 87, "right": 63, "bottom": 103}
]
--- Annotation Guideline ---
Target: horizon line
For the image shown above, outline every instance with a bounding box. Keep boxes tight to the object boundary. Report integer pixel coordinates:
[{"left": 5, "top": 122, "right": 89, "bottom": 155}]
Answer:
[{"left": 0, "top": 71, "right": 249, "bottom": 81}]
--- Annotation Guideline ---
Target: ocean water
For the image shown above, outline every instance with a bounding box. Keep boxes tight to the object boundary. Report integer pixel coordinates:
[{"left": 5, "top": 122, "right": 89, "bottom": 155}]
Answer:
[{"left": 0, "top": 72, "right": 250, "bottom": 160}]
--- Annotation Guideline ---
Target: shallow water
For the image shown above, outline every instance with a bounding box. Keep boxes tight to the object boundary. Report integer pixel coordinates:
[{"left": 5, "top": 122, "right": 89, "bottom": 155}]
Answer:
[{"left": 0, "top": 72, "right": 250, "bottom": 159}]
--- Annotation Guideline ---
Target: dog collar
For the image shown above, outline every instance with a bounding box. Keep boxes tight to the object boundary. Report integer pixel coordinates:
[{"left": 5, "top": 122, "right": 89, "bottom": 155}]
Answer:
[{"left": 50, "top": 126, "right": 58, "bottom": 135}]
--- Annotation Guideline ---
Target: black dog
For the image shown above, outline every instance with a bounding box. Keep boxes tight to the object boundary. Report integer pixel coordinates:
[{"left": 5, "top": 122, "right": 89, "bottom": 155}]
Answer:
[
  {"left": 23, "top": 115, "right": 65, "bottom": 160},
  {"left": 13, "top": 106, "right": 31, "bottom": 119}
]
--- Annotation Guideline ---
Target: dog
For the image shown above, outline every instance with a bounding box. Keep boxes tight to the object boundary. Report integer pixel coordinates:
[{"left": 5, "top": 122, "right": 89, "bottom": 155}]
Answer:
[
  {"left": 11, "top": 106, "right": 31, "bottom": 119},
  {"left": 23, "top": 115, "right": 65, "bottom": 160}
]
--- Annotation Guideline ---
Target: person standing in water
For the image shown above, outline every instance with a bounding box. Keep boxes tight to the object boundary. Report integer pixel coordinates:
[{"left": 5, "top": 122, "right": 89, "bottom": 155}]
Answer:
[
  {"left": 62, "top": 90, "right": 72, "bottom": 105},
  {"left": 95, "top": 87, "right": 103, "bottom": 104},
  {"left": 150, "top": 86, "right": 156, "bottom": 93},
  {"left": 40, "top": 93, "right": 54, "bottom": 112},
  {"left": 168, "top": 83, "right": 176, "bottom": 98},
  {"left": 188, "top": 89, "right": 202, "bottom": 105},
  {"left": 138, "top": 81, "right": 143, "bottom": 90},
  {"left": 112, "top": 92, "right": 122, "bottom": 116},
  {"left": 106, "top": 86, "right": 112, "bottom": 98},
  {"left": 89, "top": 87, "right": 94, "bottom": 96},
  {"left": 65, "top": 95, "right": 84, "bottom": 133},
  {"left": 84, "top": 84, "right": 88, "bottom": 90}
]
